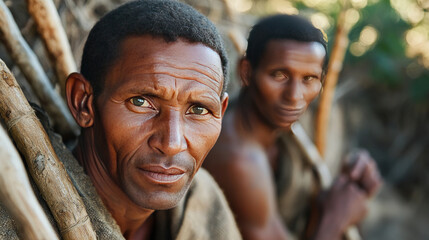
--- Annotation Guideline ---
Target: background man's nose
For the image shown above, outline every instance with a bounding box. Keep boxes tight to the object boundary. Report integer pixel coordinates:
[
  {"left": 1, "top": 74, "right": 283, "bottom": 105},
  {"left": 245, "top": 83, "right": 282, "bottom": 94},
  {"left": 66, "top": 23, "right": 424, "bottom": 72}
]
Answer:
[
  {"left": 283, "top": 79, "right": 303, "bottom": 103},
  {"left": 148, "top": 110, "right": 187, "bottom": 156}
]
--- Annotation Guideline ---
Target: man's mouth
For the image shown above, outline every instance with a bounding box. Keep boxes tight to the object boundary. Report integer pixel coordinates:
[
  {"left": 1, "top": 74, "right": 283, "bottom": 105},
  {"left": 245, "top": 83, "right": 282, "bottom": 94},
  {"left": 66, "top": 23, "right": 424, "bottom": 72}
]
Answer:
[
  {"left": 138, "top": 165, "right": 186, "bottom": 184},
  {"left": 278, "top": 107, "right": 304, "bottom": 117}
]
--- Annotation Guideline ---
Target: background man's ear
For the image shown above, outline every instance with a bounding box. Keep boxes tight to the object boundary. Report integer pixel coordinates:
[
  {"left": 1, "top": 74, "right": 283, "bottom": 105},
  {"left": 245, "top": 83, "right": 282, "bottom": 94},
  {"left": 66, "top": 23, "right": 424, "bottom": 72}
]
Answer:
[
  {"left": 238, "top": 58, "right": 252, "bottom": 87},
  {"left": 65, "top": 73, "right": 95, "bottom": 128}
]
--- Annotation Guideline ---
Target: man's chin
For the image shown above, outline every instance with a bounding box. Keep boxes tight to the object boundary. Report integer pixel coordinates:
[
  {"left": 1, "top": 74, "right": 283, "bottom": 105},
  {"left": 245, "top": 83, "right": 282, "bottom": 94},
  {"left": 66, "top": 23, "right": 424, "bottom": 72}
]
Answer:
[{"left": 127, "top": 186, "right": 190, "bottom": 210}]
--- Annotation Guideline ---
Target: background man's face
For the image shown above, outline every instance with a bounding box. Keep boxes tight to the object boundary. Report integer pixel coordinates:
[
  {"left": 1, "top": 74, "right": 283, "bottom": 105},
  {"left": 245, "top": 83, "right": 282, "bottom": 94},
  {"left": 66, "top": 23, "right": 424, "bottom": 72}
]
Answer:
[
  {"left": 249, "top": 39, "right": 325, "bottom": 129},
  {"left": 92, "top": 35, "right": 227, "bottom": 210}
]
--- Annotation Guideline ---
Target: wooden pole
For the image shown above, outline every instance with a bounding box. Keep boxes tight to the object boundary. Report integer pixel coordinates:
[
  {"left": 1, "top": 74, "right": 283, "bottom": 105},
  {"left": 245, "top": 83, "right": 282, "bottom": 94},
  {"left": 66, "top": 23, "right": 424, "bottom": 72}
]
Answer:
[
  {"left": 0, "top": 126, "right": 58, "bottom": 240},
  {"left": 312, "top": 2, "right": 360, "bottom": 239},
  {"left": 315, "top": 5, "right": 356, "bottom": 157},
  {"left": 0, "top": 0, "right": 79, "bottom": 139},
  {"left": 26, "top": 0, "right": 77, "bottom": 98},
  {"left": 0, "top": 59, "right": 96, "bottom": 240}
]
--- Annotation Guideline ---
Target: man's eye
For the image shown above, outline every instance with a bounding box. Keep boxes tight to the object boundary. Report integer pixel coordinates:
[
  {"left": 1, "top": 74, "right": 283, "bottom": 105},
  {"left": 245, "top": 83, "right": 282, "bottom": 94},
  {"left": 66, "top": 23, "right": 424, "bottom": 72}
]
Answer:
[
  {"left": 130, "top": 97, "right": 151, "bottom": 107},
  {"left": 304, "top": 76, "right": 318, "bottom": 82},
  {"left": 188, "top": 106, "right": 209, "bottom": 115},
  {"left": 272, "top": 71, "right": 288, "bottom": 80}
]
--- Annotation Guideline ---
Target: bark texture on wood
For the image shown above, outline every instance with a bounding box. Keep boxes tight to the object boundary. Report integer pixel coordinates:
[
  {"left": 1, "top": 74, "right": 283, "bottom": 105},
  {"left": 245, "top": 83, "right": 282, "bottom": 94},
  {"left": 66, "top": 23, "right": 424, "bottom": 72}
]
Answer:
[
  {"left": 0, "top": 59, "right": 96, "bottom": 240},
  {"left": 0, "top": 126, "right": 59, "bottom": 240},
  {"left": 26, "top": 0, "right": 77, "bottom": 97},
  {"left": 0, "top": 0, "right": 79, "bottom": 139}
]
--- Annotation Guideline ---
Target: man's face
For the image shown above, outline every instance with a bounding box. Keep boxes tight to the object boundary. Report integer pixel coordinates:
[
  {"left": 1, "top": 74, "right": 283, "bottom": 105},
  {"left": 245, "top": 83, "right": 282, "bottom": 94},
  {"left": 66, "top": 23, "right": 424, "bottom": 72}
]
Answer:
[
  {"left": 248, "top": 39, "right": 325, "bottom": 129},
  {"left": 92, "top": 36, "right": 227, "bottom": 210}
]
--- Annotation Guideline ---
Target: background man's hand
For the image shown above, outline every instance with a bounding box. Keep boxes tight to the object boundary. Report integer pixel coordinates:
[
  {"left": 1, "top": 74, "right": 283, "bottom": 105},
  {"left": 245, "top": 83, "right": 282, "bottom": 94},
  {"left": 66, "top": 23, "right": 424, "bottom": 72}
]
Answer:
[
  {"left": 314, "top": 175, "right": 367, "bottom": 240},
  {"left": 342, "top": 150, "right": 383, "bottom": 197},
  {"left": 312, "top": 150, "right": 382, "bottom": 240}
]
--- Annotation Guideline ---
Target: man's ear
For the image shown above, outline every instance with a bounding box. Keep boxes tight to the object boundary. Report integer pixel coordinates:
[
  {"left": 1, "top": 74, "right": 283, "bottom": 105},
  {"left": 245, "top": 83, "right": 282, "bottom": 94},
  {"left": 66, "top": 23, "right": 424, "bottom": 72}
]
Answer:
[
  {"left": 220, "top": 92, "right": 229, "bottom": 117},
  {"left": 66, "top": 73, "right": 95, "bottom": 128},
  {"left": 238, "top": 58, "right": 252, "bottom": 87}
]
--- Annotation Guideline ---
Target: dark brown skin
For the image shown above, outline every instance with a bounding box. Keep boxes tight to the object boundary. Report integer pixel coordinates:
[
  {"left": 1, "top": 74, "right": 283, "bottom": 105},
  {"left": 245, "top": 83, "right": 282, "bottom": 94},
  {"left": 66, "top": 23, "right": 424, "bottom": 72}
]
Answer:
[
  {"left": 66, "top": 35, "right": 228, "bottom": 240},
  {"left": 204, "top": 39, "right": 381, "bottom": 240}
]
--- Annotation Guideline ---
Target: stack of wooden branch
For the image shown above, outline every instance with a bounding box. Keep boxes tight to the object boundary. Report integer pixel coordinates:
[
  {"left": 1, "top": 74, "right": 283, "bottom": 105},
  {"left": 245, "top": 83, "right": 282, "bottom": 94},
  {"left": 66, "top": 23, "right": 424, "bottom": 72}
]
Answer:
[{"left": 0, "top": 0, "right": 96, "bottom": 239}]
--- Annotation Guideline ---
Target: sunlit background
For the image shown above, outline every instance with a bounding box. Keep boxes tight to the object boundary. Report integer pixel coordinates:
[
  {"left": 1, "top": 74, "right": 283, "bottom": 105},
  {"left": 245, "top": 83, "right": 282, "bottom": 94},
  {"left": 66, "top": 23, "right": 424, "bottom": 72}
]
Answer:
[
  {"left": 228, "top": 0, "right": 429, "bottom": 88},
  {"left": 222, "top": 0, "right": 429, "bottom": 239},
  {"left": 2, "top": 0, "right": 428, "bottom": 239}
]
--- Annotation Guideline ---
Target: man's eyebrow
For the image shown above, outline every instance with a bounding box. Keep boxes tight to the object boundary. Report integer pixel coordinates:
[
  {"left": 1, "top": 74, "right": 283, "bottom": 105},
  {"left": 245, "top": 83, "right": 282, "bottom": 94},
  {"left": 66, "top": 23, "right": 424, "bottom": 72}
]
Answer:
[
  {"left": 120, "top": 79, "right": 221, "bottom": 104},
  {"left": 188, "top": 91, "right": 221, "bottom": 106},
  {"left": 122, "top": 83, "right": 172, "bottom": 100},
  {"left": 271, "top": 66, "right": 322, "bottom": 76}
]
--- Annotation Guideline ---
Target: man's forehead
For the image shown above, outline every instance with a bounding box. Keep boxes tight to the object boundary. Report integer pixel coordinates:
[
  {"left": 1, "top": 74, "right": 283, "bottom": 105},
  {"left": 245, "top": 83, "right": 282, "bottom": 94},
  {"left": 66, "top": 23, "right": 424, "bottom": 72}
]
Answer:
[
  {"left": 98, "top": 35, "right": 224, "bottom": 95},
  {"left": 266, "top": 39, "right": 326, "bottom": 57},
  {"left": 105, "top": 35, "right": 224, "bottom": 95}
]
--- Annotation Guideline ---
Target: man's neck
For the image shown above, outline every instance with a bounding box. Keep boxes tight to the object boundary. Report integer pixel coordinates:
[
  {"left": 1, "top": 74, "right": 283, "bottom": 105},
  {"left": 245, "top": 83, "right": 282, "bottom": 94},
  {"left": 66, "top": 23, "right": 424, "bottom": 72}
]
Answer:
[
  {"left": 73, "top": 129, "right": 154, "bottom": 239},
  {"left": 235, "top": 90, "right": 287, "bottom": 149}
]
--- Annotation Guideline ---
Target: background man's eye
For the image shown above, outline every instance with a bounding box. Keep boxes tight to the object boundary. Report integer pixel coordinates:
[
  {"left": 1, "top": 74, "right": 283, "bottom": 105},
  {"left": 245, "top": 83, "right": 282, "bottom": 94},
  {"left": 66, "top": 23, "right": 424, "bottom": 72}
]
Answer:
[
  {"left": 130, "top": 97, "right": 150, "bottom": 107},
  {"left": 272, "top": 71, "right": 288, "bottom": 80},
  {"left": 273, "top": 71, "right": 283, "bottom": 77},
  {"left": 304, "top": 76, "right": 317, "bottom": 82},
  {"left": 189, "top": 106, "right": 209, "bottom": 115}
]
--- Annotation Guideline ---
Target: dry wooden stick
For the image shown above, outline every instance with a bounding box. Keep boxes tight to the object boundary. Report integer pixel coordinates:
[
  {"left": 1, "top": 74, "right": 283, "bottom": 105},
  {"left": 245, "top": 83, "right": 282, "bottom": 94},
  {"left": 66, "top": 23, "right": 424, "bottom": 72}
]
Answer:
[
  {"left": 220, "top": 0, "right": 249, "bottom": 58},
  {"left": 291, "top": 122, "right": 361, "bottom": 240},
  {"left": 0, "top": 59, "right": 96, "bottom": 240},
  {"left": 228, "top": 27, "right": 247, "bottom": 56},
  {"left": 0, "top": 125, "right": 58, "bottom": 240},
  {"left": 0, "top": 0, "right": 79, "bottom": 139},
  {"left": 219, "top": 0, "right": 236, "bottom": 22},
  {"left": 315, "top": 5, "right": 356, "bottom": 157},
  {"left": 26, "top": 0, "right": 77, "bottom": 97}
]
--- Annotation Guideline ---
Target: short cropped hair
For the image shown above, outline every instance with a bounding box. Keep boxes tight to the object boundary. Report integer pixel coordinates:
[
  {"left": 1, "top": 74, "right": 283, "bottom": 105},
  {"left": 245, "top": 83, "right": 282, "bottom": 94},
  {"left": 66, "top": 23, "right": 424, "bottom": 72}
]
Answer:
[
  {"left": 81, "top": 0, "right": 228, "bottom": 96},
  {"left": 246, "top": 14, "right": 328, "bottom": 77}
]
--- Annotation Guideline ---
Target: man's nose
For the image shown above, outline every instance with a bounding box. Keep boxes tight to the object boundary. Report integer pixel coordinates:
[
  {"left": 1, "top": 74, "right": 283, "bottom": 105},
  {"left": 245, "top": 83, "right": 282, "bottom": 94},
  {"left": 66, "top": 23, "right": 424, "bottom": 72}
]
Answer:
[
  {"left": 148, "top": 110, "right": 187, "bottom": 156},
  {"left": 283, "top": 79, "right": 303, "bottom": 103}
]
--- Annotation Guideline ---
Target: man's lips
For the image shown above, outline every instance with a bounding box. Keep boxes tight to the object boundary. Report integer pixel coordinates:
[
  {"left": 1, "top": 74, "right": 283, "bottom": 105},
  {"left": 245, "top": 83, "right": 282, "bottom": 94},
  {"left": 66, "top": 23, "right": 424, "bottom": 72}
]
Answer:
[
  {"left": 138, "top": 165, "right": 186, "bottom": 184},
  {"left": 278, "top": 107, "right": 304, "bottom": 117}
]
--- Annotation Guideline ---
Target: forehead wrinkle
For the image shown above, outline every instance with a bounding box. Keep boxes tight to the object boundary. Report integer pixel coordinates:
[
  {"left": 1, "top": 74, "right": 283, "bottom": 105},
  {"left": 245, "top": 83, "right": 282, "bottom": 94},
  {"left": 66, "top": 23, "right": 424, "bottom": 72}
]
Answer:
[
  {"left": 194, "top": 62, "right": 223, "bottom": 84},
  {"left": 150, "top": 52, "right": 222, "bottom": 82},
  {"left": 157, "top": 60, "right": 222, "bottom": 93},
  {"left": 122, "top": 61, "right": 222, "bottom": 95}
]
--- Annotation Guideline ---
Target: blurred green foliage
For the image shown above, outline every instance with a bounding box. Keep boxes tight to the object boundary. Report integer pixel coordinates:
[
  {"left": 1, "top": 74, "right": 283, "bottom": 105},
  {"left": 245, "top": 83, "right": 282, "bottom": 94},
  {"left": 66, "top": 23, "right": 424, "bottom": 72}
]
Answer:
[{"left": 241, "top": 0, "right": 429, "bottom": 103}]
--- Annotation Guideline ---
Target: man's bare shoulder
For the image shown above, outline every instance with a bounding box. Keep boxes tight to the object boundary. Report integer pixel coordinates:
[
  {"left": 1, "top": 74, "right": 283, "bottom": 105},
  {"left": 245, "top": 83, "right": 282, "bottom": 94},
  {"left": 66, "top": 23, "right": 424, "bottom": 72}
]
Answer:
[
  {"left": 205, "top": 111, "right": 267, "bottom": 169},
  {"left": 204, "top": 111, "right": 279, "bottom": 232}
]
